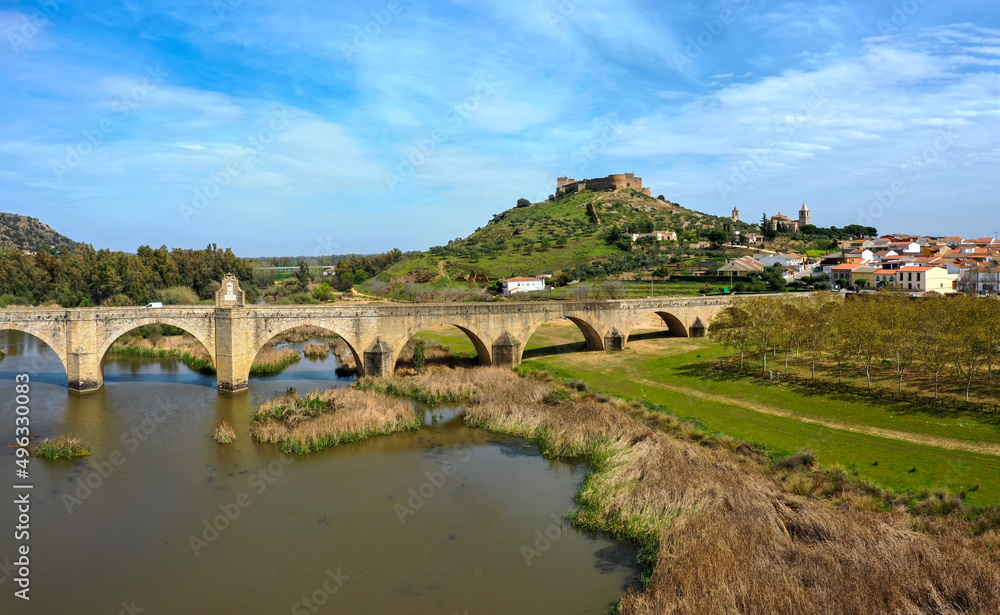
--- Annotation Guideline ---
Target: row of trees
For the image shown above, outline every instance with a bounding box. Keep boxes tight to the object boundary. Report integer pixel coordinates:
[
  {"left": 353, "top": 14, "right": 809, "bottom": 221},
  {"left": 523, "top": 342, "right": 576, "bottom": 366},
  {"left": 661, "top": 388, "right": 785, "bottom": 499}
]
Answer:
[
  {"left": 0, "top": 244, "right": 255, "bottom": 307},
  {"left": 710, "top": 294, "right": 1000, "bottom": 401}
]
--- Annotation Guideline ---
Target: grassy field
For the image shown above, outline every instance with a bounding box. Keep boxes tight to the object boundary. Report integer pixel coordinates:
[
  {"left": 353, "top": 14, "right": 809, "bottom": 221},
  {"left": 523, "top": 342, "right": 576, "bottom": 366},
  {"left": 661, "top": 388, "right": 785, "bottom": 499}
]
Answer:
[{"left": 414, "top": 319, "right": 1000, "bottom": 507}]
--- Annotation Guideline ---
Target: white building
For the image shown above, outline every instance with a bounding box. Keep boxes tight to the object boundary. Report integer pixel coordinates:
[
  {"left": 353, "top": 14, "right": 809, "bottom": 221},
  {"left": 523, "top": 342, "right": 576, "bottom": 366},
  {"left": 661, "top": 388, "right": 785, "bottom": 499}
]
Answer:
[
  {"left": 502, "top": 277, "right": 545, "bottom": 296},
  {"left": 757, "top": 253, "right": 805, "bottom": 271},
  {"left": 628, "top": 230, "right": 678, "bottom": 242}
]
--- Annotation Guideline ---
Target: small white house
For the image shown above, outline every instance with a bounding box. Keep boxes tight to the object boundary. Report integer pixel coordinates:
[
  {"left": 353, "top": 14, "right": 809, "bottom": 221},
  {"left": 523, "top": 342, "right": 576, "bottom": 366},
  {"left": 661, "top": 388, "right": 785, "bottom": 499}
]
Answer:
[{"left": 502, "top": 277, "right": 545, "bottom": 296}]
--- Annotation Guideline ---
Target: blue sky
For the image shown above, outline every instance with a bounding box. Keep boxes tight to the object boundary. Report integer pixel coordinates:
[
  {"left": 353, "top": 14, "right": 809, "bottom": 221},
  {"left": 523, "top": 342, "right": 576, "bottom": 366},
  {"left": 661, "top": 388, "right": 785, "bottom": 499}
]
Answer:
[{"left": 1, "top": 0, "right": 999, "bottom": 255}]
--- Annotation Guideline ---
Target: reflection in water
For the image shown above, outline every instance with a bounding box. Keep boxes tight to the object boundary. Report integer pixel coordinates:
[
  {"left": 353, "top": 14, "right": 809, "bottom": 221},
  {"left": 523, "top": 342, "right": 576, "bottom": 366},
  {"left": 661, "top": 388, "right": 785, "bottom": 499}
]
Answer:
[{"left": 0, "top": 330, "right": 637, "bottom": 614}]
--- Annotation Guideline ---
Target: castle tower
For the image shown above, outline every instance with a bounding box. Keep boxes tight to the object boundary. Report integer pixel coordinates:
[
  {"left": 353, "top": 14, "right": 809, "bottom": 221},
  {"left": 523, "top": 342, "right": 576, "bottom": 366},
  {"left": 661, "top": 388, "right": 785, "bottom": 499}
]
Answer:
[
  {"left": 731, "top": 206, "right": 740, "bottom": 222},
  {"left": 799, "top": 203, "right": 810, "bottom": 229}
]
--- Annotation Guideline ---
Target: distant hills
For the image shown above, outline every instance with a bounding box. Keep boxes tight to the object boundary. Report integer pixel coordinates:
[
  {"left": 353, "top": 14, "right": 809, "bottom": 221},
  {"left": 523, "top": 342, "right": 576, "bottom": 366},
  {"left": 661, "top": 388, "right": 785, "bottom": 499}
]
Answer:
[{"left": 0, "top": 213, "right": 78, "bottom": 252}]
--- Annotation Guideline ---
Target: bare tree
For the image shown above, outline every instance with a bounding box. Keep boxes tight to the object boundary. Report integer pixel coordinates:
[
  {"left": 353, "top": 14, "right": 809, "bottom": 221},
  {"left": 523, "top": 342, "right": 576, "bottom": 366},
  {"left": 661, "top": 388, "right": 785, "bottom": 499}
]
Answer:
[{"left": 602, "top": 280, "right": 625, "bottom": 299}]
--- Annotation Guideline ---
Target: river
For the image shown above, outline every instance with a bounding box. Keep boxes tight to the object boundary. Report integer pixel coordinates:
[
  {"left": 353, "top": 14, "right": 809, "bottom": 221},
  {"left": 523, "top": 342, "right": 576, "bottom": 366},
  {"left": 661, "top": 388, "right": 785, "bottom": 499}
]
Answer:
[{"left": 0, "top": 330, "right": 637, "bottom": 614}]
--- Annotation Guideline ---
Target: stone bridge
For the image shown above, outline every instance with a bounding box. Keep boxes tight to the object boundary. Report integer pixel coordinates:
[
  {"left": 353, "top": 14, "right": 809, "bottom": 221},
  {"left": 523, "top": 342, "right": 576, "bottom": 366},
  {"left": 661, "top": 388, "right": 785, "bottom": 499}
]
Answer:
[{"left": 0, "top": 291, "right": 736, "bottom": 393}]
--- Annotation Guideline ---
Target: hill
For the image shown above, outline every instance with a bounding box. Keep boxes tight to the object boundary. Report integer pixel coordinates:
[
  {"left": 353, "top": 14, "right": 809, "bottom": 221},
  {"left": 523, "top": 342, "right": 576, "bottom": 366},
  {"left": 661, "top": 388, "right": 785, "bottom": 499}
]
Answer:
[
  {"left": 360, "top": 189, "right": 764, "bottom": 297},
  {"left": 0, "top": 212, "right": 78, "bottom": 252}
]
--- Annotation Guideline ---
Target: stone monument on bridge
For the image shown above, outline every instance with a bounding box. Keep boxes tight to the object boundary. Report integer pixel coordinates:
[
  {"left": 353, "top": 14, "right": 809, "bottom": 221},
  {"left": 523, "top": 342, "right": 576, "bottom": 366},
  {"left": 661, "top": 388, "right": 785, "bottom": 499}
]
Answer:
[{"left": 216, "top": 273, "right": 245, "bottom": 307}]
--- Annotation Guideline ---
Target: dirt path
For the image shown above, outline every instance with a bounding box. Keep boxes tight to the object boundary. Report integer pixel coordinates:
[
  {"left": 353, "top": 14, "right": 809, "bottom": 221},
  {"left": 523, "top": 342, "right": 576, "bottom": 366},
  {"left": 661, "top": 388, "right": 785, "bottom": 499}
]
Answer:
[{"left": 631, "top": 375, "right": 1000, "bottom": 456}]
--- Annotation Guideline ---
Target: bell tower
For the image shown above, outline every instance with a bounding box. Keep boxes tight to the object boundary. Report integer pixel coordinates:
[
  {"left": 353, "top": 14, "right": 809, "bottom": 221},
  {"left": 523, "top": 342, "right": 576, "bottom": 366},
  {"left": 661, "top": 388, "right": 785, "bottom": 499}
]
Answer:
[
  {"left": 798, "top": 203, "right": 810, "bottom": 229},
  {"left": 731, "top": 206, "right": 740, "bottom": 222}
]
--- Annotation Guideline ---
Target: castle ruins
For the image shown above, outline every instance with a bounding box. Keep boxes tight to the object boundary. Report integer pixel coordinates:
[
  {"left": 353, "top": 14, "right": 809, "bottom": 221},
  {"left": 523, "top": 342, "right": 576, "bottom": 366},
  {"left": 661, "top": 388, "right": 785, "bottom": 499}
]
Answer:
[{"left": 556, "top": 173, "right": 652, "bottom": 197}]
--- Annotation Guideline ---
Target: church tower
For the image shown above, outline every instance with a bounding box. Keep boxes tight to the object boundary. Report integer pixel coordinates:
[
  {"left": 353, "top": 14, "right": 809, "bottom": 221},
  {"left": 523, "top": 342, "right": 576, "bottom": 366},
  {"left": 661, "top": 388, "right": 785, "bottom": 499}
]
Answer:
[
  {"left": 798, "top": 203, "right": 810, "bottom": 229},
  {"left": 731, "top": 206, "right": 740, "bottom": 222}
]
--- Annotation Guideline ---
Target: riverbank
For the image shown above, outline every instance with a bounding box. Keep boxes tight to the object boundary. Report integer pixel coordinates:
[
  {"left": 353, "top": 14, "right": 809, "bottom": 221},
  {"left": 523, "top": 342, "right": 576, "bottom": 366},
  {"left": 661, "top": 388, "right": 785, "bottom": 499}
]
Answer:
[
  {"left": 376, "top": 366, "right": 1000, "bottom": 613},
  {"left": 411, "top": 320, "right": 1000, "bottom": 506},
  {"left": 250, "top": 386, "right": 419, "bottom": 454}
]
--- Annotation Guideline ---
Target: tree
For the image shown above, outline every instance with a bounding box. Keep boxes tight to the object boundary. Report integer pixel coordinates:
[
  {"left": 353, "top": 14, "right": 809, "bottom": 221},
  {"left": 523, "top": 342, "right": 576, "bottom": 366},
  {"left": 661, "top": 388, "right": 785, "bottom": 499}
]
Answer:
[
  {"left": 918, "top": 295, "right": 955, "bottom": 398},
  {"left": 710, "top": 302, "right": 753, "bottom": 369},
  {"left": 707, "top": 228, "right": 729, "bottom": 247},
  {"left": 516, "top": 198, "right": 531, "bottom": 208},
  {"left": 295, "top": 260, "right": 311, "bottom": 292},
  {"left": 877, "top": 295, "right": 918, "bottom": 392},
  {"left": 840, "top": 298, "right": 880, "bottom": 388},
  {"left": 412, "top": 338, "right": 426, "bottom": 373},
  {"left": 799, "top": 295, "right": 834, "bottom": 379},
  {"left": 602, "top": 280, "right": 625, "bottom": 299},
  {"left": 744, "top": 296, "right": 782, "bottom": 375},
  {"left": 950, "top": 296, "right": 990, "bottom": 401}
]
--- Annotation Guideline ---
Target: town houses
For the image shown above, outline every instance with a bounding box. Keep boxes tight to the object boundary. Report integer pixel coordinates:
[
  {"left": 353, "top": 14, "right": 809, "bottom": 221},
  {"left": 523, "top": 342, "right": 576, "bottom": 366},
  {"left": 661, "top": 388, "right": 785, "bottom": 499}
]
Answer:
[{"left": 715, "top": 231, "right": 999, "bottom": 296}]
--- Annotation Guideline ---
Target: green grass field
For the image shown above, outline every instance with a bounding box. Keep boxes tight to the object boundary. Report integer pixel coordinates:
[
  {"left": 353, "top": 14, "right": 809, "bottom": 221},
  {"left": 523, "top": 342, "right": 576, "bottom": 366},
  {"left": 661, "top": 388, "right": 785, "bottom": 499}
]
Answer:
[{"left": 413, "top": 321, "right": 1000, "bottom": 507}]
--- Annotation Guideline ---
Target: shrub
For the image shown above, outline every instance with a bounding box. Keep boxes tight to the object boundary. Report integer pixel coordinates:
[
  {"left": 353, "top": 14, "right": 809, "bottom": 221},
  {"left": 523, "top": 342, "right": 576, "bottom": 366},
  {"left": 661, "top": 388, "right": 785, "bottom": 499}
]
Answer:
[
  {"left": 34, "top": 436, "right": 90, "bottom": 459},
  {"left": 158, "top": 286, "right": 199, "bottom": 305}
]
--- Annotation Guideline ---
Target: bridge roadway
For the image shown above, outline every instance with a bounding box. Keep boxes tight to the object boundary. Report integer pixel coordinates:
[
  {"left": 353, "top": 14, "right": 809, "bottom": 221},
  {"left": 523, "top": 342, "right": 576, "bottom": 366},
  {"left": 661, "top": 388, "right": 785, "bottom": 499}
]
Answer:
[{"left": 0, "top": 296, "right": 733, "bottom": 393}]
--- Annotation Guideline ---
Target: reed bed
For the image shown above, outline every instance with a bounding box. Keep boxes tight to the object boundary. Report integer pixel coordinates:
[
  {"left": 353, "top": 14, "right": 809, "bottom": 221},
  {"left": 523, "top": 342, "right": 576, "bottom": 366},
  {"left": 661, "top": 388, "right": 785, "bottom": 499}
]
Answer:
[
  {"left": 108, "top": 335, "right": 215, "bottom": 374},
  {"left": 250, "top": 387, "right": 418, "bottom": 454},
  {"left": 389, "top": 367, "right": 1000, "bottom": 614},
  {"left": 213, "top": 419, "right": 236, "bottom": 444},
  {"left": 356, "top": 366, "right": 515, "bottom": 404},
  {"left": 34, "top": 436, "right": 90, "bottom": 459},
  {"left": 303, "top": 342, "right": 331, "bottom": 359},
  {"left": 275, "top": 326, "right": 340, "bottom": 344},
  {"left": 250, "top": 346, "right": 301, "bottom": 376}
]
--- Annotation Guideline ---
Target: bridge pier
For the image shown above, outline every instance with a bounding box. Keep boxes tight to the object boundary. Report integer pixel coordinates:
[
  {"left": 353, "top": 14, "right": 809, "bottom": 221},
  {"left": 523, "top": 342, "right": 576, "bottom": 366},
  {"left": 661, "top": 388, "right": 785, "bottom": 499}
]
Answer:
[
  {"left": 215, "top": 308, "right": 252, "bottom": 392},
  {"left": 67, "top": 315, "right": 103, "bottom": 392},
  {"left": 603, "top": 327, "right": 626, "bottom": 351},
  {"left": 363, "top": 338, "right": 395, "bottom": 378},
  {"left": 491, "top": 332, "right": 522, "bottom": 368}
]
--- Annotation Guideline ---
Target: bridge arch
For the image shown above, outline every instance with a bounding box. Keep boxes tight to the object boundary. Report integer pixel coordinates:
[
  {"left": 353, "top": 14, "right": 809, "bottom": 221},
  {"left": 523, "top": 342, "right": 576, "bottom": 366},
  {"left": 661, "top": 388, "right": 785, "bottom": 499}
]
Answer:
[
  {"left": 248, "top": 321, "right": 363, "bottom": 380},
  {"left": 521, "top": 315, "right": 604, "bottom": 362},
  {"left": 653, "top": 311, "right": 689, "bottom": 338},
  {"left": 98, "top": 318, "right": 216, "bottom": 367},
  {"left": 0, "top": 325, "right": 69, "bottom": 378},
  {"left": 391, "top": 323, "right": 492, "bottom": 371}
]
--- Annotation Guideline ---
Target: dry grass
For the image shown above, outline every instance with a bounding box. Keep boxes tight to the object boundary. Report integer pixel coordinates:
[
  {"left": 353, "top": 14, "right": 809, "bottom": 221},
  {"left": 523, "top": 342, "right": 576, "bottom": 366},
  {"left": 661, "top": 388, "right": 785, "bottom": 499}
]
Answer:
[
  {"left": 213, "top": 419, "right": 236, "bottom": 444},
  {"left": 394, "top": 339, "right": 476, "bottom": 373},
  {"left": 250, "top": 346, "right": 301, "bottom": 375},
  {"left": 357, "top": 365, "right": 516, "bottom": 404},
  {"left": 395, "top": 367, "right": 1000, "bottom": 614},
  {"left": 250, "top": 387, "right": 418, "bottom": 454},
  {"left": 303, "top": 342, "right": 331, "bottom": 359}
]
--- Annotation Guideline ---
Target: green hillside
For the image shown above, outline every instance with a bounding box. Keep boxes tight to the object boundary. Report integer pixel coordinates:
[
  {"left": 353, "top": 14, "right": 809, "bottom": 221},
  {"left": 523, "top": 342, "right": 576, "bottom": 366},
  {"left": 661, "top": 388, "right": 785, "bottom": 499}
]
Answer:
[
  {"left": 0, "top": 212, "right": 78, "bottom": 252},
  {"left": 360, "top": 189, "right": 761, "bottom": 298}
]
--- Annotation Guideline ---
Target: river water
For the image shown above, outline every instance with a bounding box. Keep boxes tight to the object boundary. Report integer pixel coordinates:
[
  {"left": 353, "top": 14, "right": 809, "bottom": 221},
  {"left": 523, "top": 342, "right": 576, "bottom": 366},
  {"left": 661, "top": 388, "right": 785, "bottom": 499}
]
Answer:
[{"left": 0, "top": 331, "right": 637, "bottom": 614}]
